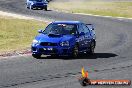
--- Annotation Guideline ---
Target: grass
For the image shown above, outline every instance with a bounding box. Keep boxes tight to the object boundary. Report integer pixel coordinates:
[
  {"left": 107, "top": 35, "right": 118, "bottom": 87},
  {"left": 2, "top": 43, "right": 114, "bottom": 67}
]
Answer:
[
  {"left": 0, "top": 17, "right": 47, "bottom": 53},
  {"left": 49, "top": 1, "right": 132, "bottom": 18}
]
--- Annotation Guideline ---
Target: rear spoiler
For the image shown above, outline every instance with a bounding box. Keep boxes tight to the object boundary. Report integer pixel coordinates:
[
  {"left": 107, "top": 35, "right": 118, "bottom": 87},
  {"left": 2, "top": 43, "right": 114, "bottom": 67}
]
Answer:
[{"left": 86, "top": 24, "right": 94, "bottom": 30}]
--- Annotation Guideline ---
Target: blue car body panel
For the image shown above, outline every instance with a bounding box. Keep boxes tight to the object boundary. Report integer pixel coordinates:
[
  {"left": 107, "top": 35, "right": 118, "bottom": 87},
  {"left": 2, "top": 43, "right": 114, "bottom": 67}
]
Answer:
[
  {"left": 31, "top": 21, "right": 96, "bottom": 56},
  {"left": 26, "top": 0, "right": 48, "bottom": 9}
]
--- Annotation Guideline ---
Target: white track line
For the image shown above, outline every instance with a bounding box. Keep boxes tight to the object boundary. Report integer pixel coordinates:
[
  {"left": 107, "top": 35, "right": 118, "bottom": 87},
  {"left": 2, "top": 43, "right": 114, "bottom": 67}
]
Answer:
[
  {"left": 0, "top": 10, "right": 34, "bottom": 20},
  {"left": 0, "top": 10, "right": 50, "bottom": 23},
  {"left": 52, "top": 8, "right": 132, "bottom": 20},
  {"left": 74, "top": 13, "right": 132, "bottom": 20}
]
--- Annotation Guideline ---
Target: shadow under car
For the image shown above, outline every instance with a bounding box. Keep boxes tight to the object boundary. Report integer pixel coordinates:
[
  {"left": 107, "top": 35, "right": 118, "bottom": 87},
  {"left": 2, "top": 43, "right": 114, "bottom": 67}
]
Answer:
[{"left": 35, "top": 53, "right": 118, "bottom": 60}]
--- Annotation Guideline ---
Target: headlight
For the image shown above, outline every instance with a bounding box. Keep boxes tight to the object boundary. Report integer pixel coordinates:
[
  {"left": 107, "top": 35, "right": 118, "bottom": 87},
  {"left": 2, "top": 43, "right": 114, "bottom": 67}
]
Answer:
[
  {"left": 32, "top": 39, "right": 39, "bottom": 45},
  {"left": 31, "top": 2, "right": 34, "bottom": 5},
  {"left": 60, "top": 41, "right": 69, "bottom": 46},
  {"left": 43, "top": 3, "right": 47, "bottom": 5}
]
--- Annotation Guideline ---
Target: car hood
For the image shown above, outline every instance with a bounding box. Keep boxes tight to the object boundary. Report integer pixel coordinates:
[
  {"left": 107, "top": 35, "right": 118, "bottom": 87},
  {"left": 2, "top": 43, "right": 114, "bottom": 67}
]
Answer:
[{"left": 35, "top": 34, "right": 75, "bottom": 43}]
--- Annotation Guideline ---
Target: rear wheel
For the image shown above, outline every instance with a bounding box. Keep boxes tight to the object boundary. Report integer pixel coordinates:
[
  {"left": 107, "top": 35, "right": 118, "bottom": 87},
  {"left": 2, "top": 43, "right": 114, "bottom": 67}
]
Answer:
[
  {"left": 32, "top": 54, "right": 41, "bottom": 59},
  {"left": 89, "top": 41, "right": 95, "bottom": 55}
]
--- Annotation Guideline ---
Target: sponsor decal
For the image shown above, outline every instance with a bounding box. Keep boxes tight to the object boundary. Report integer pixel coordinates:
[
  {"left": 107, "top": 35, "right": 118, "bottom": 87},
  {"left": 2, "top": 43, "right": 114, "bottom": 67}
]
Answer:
[{"left": 78, "top": 67, "right": 131, "bottom": 86}]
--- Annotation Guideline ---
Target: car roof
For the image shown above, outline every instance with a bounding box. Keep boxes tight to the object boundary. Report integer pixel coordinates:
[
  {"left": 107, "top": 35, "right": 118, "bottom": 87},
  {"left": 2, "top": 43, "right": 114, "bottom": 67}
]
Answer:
[{"left": 52, "top": 21, "right": 82, "bottom": 24}]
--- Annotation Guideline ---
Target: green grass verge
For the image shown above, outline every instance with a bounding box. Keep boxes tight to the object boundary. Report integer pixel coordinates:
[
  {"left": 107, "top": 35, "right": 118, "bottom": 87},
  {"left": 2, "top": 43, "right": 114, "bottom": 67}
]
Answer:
[
  {"left": 49, "top": 1, "right": 132, "bottom": 18},
  {"left": 0, "top": 17, "right": 47, "bottom": 53}
]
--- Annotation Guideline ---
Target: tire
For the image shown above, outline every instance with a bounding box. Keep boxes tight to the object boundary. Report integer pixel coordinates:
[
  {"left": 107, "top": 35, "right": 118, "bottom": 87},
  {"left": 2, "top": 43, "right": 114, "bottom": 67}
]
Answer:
[
  {"left": 32, "top": 54, "right": 41, "bottom": 59},
  {"left": 72, "top": 45, "right": 79, "bottom": 58},
  {"left": 89, "top": 41, "right": 95, "bottom": 55},
  {"left": 44, "top": 6, "right": 47, "bottom": 11}
]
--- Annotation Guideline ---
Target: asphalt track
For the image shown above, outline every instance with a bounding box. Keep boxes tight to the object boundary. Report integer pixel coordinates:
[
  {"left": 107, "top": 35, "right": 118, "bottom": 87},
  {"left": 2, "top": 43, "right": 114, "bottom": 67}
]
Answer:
[{"left": 0, "top": 0, "right": 132, "bottom": 88}]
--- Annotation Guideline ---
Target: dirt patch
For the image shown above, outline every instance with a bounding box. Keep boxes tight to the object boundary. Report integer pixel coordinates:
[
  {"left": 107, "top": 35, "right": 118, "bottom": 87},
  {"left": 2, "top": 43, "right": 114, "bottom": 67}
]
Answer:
[{"left": 0, "top": 48, "right": 31, "bottom": 58}]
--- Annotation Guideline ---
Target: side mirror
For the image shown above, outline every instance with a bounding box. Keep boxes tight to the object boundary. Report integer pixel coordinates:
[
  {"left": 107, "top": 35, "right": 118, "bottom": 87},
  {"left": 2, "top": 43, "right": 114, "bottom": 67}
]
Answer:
[
  {"left": 38, "top": 30, "right": 43, "bottom": 33},
  {"left": 80, "top": 32, "right": 85, "bottom": 36},
  {"left": 86, "top": 24, "right": 94, "bottom": 30}
]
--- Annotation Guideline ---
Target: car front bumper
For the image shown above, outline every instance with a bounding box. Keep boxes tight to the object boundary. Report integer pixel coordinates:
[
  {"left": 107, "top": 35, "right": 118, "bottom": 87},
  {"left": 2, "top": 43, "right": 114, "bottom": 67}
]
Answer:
[
  {"left": 31, "top": 45, "right": 73, "bottom": 56},
  {"left": 32, "top": 4, "right": 47, "bottom": 8}
]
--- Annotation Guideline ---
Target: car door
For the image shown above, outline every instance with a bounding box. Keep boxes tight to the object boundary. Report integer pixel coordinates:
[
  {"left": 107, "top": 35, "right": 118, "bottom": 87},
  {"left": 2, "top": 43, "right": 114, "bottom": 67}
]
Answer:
[
  {"left": 81, "top": 23, "right": 92, "bottom": 49},
  {"left": 77, "top": 23, "right": 86, "bottom": 51}
]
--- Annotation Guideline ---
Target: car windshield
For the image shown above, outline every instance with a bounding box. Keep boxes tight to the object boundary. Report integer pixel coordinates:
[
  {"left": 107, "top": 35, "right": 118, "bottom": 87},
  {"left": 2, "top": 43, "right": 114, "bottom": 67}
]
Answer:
[{"left": 43, "top": 23, "right": 77, "bottom": 35}]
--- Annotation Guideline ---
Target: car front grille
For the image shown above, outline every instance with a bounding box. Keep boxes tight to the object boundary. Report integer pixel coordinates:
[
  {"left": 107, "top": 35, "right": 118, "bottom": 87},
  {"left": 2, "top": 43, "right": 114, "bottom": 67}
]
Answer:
[
  {"left": 36, "top": 3, "right": 43, "bottom": 5},
  {"left": 40, "top": 42, "right": 58, "bottom": 46}
]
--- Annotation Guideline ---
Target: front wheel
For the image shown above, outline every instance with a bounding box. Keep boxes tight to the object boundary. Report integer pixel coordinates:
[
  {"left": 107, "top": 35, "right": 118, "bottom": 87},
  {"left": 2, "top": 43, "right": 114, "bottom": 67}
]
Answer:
[
  {"left": 44, "top": 6, "right": 47, "bottom": 11},
  {"left": 32, "top": 54, "right": 41, "bottom": 59},
  {"left": 72, "top": 45, "right": 79, "bottom": 58}
]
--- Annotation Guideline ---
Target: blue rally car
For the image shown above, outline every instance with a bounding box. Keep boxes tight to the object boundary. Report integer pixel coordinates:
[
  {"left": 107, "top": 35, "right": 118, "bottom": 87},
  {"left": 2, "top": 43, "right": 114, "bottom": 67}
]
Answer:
[
  {"left": 31, "top": 21, "right": 96, "bottom": 58},
  {"left": 26, "top": 0, "right": 48, "bottom": 10}
]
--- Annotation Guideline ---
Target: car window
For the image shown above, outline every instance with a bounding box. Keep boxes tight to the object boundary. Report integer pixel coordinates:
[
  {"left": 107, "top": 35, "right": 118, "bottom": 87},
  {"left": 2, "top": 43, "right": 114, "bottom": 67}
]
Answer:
[
  {"left": 43, "top": 23, "right": 77, "bottom": 35},
  {"left": 78, "top": 24, "right": 84, "bottom": 34},
  {"left": 82, "top": 24, "right": 89, "bottom": 34}
]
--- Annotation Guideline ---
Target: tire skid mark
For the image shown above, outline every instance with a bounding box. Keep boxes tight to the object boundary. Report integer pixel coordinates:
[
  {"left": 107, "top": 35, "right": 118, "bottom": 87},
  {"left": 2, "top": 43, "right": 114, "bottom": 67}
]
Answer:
[
  {"left": 108, "top": 32, "right": 128, "bottom": 53},
  {"left": 112, "top": 33, "right": 127, "bottom": 48}
]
